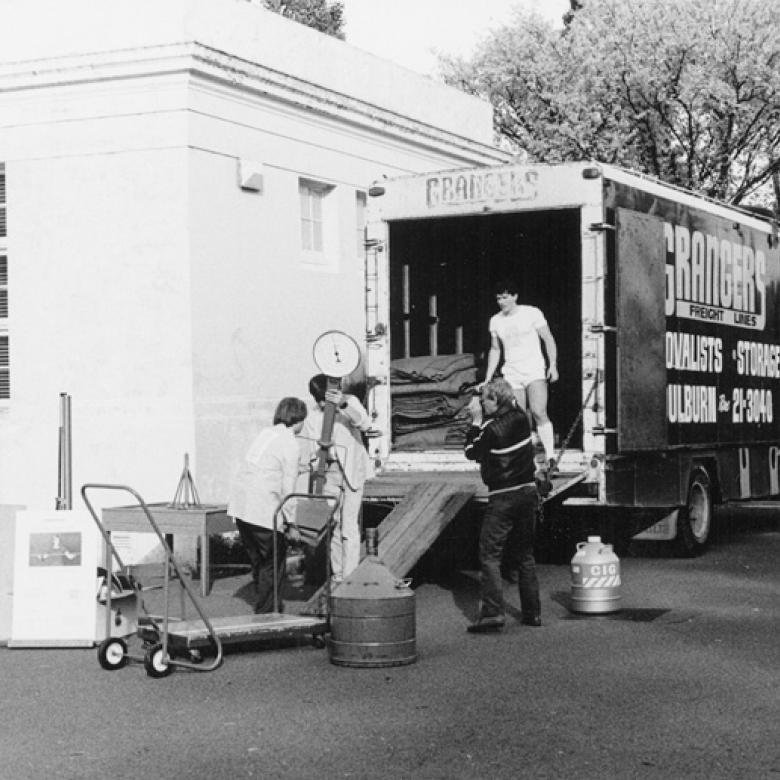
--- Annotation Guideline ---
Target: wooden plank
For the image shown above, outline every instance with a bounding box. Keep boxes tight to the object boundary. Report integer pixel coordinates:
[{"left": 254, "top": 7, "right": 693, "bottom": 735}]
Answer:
[
  {"left": 300, "top": 481, "right": 476, "bottom": 614},
  {"left": 378, "top": 483, "right": 476, "bottom": 577},
  {"left": 376, "top": 483, "right": 443, "bottom": 544},
  {"left": 364, "top": 471, "right": 485, "bottom": 502}
]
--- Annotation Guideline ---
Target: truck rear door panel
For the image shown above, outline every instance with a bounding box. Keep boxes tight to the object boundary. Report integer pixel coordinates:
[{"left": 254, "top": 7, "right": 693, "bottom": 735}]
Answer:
[{"left": 615, "top": 209, "right": 667, "bottom": 451}]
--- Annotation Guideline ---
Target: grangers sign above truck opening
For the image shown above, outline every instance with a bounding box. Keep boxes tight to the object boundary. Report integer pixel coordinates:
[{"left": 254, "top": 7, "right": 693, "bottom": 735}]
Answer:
[
  {"left": 414, "top": 163, "right": 597, "bottom": 215},
  {"left": 425, "top": 168, "right": 539, "bottom": 208}
]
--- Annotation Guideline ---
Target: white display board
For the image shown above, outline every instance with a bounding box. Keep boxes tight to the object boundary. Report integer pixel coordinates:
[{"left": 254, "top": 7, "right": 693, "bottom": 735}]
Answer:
[{"left": 9, "top": 510, "right": 101, "bottom": 647}]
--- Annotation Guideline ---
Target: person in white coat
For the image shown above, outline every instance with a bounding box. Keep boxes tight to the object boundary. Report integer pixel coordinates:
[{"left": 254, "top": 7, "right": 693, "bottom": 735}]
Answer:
[
  {"left": 298, "top": 374, "right": 372, "bottom": 583},
  {"left": 228, "top": 397, "right": 307, "bottom": 613}
]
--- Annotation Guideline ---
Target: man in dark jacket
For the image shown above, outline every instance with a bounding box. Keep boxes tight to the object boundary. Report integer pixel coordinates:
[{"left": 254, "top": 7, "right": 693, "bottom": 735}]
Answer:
[{"left": 464, "top": 378, "right": 542, "bottom": 632}]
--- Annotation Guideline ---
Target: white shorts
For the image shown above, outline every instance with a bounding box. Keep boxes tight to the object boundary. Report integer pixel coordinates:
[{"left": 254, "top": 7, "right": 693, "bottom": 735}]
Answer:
[{"left": 502, "top": 365, "right": 546, "bottom": 390}]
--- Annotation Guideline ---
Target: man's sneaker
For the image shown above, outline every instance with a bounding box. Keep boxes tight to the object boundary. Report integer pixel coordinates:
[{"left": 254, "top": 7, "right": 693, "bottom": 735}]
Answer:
[
  {"left": 521, "top": 613, "right": 542, "bottom": 627},
  {"left": 467, "top": 615, "right": 506, "bottom": 633}
]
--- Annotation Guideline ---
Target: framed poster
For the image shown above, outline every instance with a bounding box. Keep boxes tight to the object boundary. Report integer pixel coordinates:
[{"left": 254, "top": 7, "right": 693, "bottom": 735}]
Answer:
[{"left": 9, "top": 510, "right": 101, "bottom": 647}]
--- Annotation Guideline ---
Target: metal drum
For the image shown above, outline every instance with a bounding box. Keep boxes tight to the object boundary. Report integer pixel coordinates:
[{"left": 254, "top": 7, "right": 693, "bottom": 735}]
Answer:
[
  {"left": 328, "top": 557, "right": 416, "bottom": 668},
  {"left": 570, "top": 535, "right": 622, "bottom": 614}
]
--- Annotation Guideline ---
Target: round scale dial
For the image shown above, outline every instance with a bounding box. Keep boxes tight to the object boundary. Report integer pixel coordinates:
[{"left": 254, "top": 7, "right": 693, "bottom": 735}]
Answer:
[{"left": 312, "top": 330, "right": 361, "bottom": 377}]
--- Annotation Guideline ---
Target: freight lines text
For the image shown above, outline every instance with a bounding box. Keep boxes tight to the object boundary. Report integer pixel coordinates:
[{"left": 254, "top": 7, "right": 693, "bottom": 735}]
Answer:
[{"left": 665, "top": 222, "right": 767, "bottom": 330}]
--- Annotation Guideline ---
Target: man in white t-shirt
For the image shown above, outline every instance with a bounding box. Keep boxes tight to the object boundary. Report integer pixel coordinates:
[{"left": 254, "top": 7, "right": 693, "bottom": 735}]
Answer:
[{"left": 482, "top": 279, "right": 559, "bottom": 471}]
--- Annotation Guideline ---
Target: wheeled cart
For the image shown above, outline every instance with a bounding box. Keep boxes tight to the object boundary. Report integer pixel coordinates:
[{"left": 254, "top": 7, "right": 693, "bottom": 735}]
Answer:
[{"left": 81, "top": 484, "right": 338, "bottom": 677}]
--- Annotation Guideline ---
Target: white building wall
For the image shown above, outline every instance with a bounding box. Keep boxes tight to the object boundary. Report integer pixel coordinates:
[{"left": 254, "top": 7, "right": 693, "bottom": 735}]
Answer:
[
  {"left": 3, "top": 147, "right": 193, "bottom": 509},
  {"left": 0, "top": 0, "right": 508, "bottom": 510}
]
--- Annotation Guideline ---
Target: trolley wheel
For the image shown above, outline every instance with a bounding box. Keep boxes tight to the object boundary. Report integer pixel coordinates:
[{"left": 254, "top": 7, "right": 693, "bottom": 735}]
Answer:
[
  {"left": 312, "top": 634, "right": 327, "bottom": 649},
  {"left": 676, "top": 467, "right": 713, "bottom": 558},
  {"left": 144, "top": 643, "right": 173, "bottom": 678},
  {"left": 97, "top": 637, "right": 129, "bottom": 671}
]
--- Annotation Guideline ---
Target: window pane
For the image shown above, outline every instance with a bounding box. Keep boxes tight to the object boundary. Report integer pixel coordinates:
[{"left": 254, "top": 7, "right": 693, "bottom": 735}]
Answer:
[
  {"left": 0, "top": 337, "right": 8, "bottom": 399},
  {"left": 312, "top": 220, "right": 323, "bottom": 252},
  {"left": 301, "top": 218, "right": 312, "bottom": 251},
  {"left": 299, "top": 181, "right": 326, "bottom": 253},
  {"left": 299, "top": 185, "right": 311, "bottom": 220},
  {"left": 311, "top": 191, "right": 322, "bottom": 221}
]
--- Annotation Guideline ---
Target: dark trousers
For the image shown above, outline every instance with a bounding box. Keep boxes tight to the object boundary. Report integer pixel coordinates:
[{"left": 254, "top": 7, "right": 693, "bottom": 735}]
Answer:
[
  {"left": 478, "top": 487, "right": 541, "bottom": 619},
  {"left": 235, "top": 519, "right": 287, "bottom": 614}
]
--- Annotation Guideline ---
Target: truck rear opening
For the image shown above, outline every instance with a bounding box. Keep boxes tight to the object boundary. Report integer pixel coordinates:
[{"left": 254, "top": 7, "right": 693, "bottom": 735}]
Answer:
[
  {"left": 386, "top": 207, "right": 583, "bottom": 455},
  {"left": 365, "top": 161, "right": 780, "bottom": 556}
]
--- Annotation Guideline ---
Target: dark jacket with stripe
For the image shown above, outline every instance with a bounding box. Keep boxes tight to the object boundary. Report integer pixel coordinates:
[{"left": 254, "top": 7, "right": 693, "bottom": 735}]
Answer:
[{"left": 464, "top": 403, "right": 535, "bottom": 492}]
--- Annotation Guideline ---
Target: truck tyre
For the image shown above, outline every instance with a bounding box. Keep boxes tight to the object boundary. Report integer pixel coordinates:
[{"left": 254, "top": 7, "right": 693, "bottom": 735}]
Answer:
[{"left": 676, "top": 467, "right": 713, "bottom": 557}]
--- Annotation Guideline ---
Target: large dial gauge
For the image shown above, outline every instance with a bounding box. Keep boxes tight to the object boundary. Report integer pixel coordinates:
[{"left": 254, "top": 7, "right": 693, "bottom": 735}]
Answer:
[{"left": 312, "top": 330, "right": 361, "bottom": 378}]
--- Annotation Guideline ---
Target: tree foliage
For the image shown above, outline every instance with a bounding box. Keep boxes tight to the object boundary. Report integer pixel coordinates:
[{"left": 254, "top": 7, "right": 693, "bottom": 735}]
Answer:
[
  {"left": 261, "top": 0, "right": 345, "bottom": 39},
  {"left": 441, "top": 0, "right": 780, "bottom": 208}
]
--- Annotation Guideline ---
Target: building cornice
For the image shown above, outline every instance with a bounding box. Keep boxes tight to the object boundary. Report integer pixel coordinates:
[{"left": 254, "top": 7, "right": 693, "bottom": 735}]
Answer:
[{"left": 0, "top": 41, "right": 509, "bottom": 166}]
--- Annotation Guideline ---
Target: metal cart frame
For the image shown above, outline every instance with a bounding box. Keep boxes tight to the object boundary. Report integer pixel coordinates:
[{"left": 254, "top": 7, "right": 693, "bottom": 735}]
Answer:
[{"left": 82, "top": 483, "right": 338, "bottom": 677}]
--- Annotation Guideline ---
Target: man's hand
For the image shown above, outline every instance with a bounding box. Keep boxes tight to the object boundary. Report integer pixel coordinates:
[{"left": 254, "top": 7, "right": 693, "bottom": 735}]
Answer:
[
  {"left": 324, "top": 388, "right": 344, "bottom": 406},
  {"left": 286, "top": 524, "right": 301, "bottom": 544},
  {"left": 547, "top": 364, "right": 559, "bottom": 383}
]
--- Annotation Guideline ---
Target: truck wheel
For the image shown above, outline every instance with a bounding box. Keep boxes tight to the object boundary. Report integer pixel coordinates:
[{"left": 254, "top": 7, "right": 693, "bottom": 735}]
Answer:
[{"left": 676, "top": 467, "right": 713, "bottom": 557}]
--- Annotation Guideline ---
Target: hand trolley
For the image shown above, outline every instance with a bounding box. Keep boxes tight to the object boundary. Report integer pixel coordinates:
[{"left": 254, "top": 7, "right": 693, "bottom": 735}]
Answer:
[{"left": 81, "top": 483, "right": 338, "bottom": 678}]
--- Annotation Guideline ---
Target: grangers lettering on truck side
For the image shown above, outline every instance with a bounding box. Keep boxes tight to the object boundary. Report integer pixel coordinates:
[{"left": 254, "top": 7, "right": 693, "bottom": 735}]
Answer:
[{"left": 664, "top": 222, "right": 767, "bottom": 330}]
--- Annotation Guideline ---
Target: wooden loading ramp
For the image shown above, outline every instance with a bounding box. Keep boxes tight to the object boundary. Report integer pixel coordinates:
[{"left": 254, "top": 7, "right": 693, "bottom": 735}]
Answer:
[
  {"left": 300, "top": 480, "right": 477, "bottom": 614},
  {"left": 300, "top": 468, "right": 590, "bottom": 614},
  {"left": 373, "top": 481, "right": 477, "bottom": 577}
]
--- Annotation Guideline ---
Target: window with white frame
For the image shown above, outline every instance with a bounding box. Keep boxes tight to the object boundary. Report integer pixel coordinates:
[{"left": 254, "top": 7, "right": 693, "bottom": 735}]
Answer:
[
  {"left": 0, "top": 163, "right": 7, "bottom": 400},
  {"left": 299, "top": 177, "right": 337, "bottom": 266},
  {"left": 355, "top": 190, "right": 367, "bottom": 257}
]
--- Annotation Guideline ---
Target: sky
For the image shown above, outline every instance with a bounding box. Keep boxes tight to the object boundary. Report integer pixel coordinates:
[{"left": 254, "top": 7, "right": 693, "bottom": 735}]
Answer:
[{"left": 341, "top": 0, "right": 571, "bottom": 77}]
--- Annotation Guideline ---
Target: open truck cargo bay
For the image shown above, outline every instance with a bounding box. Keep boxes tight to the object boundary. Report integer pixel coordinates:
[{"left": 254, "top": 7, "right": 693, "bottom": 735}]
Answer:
[{"left": 361, "top": 161, "right": 780, "bottom": 553}]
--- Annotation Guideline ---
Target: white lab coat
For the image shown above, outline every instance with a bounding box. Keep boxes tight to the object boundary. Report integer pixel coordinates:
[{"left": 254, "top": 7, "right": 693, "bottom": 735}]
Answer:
[{"left": 227, "top": 424, "right": 300, "bottom": 530}]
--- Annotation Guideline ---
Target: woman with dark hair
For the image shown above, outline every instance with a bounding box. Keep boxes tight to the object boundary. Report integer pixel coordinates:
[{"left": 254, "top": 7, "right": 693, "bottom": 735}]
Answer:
[{"left": 228, "top": 397, "right": 307, "bottom": 613}]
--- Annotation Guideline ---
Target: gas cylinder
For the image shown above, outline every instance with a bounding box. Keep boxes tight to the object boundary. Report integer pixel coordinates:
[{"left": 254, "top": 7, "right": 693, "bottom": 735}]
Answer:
[
  {"left": 569, "top": 535, "right": 622, "bottom": 614},
  {"left": 328, "top": 531, "right": 416, "bottom": 667}
]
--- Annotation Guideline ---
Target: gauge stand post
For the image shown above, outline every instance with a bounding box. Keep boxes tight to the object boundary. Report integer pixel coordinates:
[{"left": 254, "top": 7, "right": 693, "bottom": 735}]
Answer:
[{"left": 311, "top": 376, "right": 341, "bottom": 496}]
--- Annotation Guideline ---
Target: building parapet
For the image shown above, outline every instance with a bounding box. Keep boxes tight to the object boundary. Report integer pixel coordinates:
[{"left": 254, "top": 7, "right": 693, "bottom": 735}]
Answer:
[{"left": 0, "top": 41, "right": 508, "bottom": 166}]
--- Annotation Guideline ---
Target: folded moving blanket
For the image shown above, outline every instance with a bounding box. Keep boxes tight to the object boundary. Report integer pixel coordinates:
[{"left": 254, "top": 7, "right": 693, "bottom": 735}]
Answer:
[
  {"left": 391, "top": 367, "right": 477, "bottom": 396},
  {"left": 393, "top": 408, "right": 471, "bottom": 435},
  {"left": 392, "top": 392, "right": 471, "bottom": 420},
  {"left": 390, "top": 353, "right": 476, "bottom": 384},
  {"left": 394, "top": 424, "right": 470, "bottom": 449}
]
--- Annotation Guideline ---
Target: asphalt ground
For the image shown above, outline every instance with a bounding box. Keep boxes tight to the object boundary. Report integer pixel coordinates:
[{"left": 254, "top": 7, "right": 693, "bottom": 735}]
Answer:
[{"left": 0, "top": 510, "right": 778, "bottom": 780}]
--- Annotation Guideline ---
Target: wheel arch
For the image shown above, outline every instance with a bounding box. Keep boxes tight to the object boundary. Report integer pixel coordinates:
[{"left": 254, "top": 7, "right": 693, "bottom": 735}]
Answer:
[{"left": 681, "top": 456, "right": 721, "bottom": 505}]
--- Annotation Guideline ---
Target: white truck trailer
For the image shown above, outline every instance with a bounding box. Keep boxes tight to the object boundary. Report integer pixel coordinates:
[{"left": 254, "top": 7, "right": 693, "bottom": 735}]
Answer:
[{"left": 361, "top": 161, "right": 780, "bottom": 556}]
